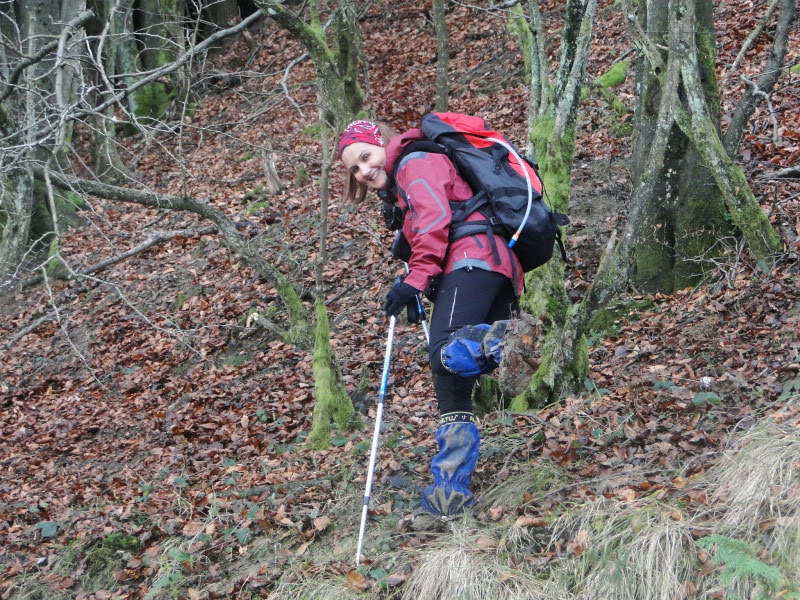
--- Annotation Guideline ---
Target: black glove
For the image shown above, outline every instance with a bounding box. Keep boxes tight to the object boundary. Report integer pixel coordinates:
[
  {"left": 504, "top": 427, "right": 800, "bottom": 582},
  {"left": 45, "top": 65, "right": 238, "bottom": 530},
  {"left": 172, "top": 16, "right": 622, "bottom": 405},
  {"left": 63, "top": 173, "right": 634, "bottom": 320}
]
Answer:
[
  {"left": 381, "top": 199, "right": 404, "bottom": 231},
  {"left": 385, "top": 280, "right": 419, "bottom": 318},
  {"left": 406, "top": 295, "right": 422, "bottom": 324}
]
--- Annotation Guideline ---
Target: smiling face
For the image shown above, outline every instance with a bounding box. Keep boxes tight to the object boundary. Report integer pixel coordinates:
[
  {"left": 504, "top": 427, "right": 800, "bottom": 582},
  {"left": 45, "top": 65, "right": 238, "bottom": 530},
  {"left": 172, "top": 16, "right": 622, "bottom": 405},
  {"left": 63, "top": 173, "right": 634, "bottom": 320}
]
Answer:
[{"left": 340, "top": 142, "right": 389, "bottom": 191}]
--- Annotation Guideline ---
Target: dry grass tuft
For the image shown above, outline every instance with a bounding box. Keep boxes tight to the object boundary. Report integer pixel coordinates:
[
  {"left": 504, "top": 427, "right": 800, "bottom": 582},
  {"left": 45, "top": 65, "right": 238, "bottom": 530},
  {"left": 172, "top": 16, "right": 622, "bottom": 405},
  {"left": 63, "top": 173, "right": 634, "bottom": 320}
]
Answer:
[
  {"left": 479, "top": 460, "right": 564, "bottom": 510},
  {"left": 701, "top": 421, "right": 800, "bottom": 537},
  {"left": 401, "top": 520, "right": 570, "bottom": 600},
  {"left": 551, "top": 499, "right": 696, "bottom": 600},
  {"left": 269, "top": 573, "right": 367, "bottom": 600},
  {"left": 697, "top": 420, "right": 800, "bottom": 585}
]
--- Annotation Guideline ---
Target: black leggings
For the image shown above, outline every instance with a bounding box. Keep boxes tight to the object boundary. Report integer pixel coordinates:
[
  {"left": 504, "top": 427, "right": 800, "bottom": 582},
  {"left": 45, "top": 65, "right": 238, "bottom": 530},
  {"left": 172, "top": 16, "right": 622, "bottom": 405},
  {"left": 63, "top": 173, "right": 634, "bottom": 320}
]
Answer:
[{"left": 428, "top": 268, "right": 517, "bottom": 415}]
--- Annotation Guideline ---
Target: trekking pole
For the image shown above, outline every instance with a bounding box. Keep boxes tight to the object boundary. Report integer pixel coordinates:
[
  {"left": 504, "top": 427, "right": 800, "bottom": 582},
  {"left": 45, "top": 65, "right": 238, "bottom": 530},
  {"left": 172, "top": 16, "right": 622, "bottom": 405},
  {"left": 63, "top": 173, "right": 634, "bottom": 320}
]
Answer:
[
  {"left": 404, "top": 262, "right": 430, "bottom": 346},
  {"left": 355, "top": 314, "right": 396, "bottom": 566}
]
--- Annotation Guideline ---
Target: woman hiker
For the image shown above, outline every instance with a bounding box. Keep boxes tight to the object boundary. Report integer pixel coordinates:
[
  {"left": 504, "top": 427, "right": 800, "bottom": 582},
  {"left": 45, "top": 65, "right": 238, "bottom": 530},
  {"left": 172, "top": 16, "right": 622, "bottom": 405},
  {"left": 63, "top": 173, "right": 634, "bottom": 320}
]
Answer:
[{"left": 338, "top": 119, "right": 521, "bottom": 517}]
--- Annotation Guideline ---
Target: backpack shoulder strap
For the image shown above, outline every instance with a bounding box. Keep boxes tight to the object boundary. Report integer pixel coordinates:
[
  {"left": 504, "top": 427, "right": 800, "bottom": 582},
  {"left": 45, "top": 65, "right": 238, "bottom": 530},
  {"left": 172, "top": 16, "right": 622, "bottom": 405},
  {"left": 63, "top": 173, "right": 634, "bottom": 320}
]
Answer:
[{"left": 391, "top": 140, "right": 448, "bottom": 181}]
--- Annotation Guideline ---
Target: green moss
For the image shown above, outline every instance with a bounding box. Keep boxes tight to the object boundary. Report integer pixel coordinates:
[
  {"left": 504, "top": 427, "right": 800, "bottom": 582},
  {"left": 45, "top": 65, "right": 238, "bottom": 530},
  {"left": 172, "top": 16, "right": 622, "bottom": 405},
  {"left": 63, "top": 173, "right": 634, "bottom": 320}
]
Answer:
[
  {"left": 172, "top": 285, "right": 202, "bottom": 311},
  {"left": 244, "top": 184, "right": 266, "bottom": 202},
  {"left": 587, "top": 300, "right": 655, "bottom": 338},
  {"left": 45, "top": 238, "right": 67, "bottom": 278},
  {"left": 222, "top": 352, "right": 252, "bottom": 368},
  {"left": 509, "top": 391, "right": 529, "bottom": 413},
  {"left": 695, "top": 27, "right": 721, "bottom": 122},
  {"left": 473, "top": 375, "right": 500, "bottom": 417},
  {"left": 634, "top": 240, "right": 675, "bottom": 293},
  {"left": 133, "top": 82, "right": 171, "bottom": 124},
  {"left": 596, "top": 61, "right": 629, "bottom": 88},
  {"left": 244, "top": 201, "right": 270, "bottom": 216},
  {"left": 358, "top": 363, "right": 370, "bottom": 396},
  {"left": 85, "top": 533, "right": 140, "bottom": 579},
  {"left": 302, "top": 121, "right": 323, "bottom": 138},
  {"left": 308, "top": 297, "right": 354, "bottom": 450},
  {"left": 790, "top": 63, "right": 800, "bottom": 74},
  {"left": 507, "top": 4, "right": 532, "bottom": 80}
]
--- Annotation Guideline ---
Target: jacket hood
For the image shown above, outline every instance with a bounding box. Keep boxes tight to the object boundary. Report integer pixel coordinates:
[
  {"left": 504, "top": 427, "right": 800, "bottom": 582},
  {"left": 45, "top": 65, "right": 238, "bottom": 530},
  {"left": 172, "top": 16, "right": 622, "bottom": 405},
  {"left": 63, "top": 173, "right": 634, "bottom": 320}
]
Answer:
[{"left": 384, "top": 128, "right": 425, "bottom": 175}]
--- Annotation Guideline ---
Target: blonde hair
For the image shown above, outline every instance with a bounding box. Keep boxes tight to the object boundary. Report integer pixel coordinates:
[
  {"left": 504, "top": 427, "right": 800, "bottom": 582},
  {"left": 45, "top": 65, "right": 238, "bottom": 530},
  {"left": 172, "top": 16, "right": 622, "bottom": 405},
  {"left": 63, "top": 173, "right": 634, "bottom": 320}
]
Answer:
[{"left": 342, "top": 122, "right": 397, "bottom": 204}]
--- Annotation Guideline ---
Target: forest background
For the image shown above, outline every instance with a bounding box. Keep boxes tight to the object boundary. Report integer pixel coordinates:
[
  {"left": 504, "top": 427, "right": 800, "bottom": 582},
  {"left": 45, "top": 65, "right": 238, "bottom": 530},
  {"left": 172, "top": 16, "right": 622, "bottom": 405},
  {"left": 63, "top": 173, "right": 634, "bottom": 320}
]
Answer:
[{"left": 1, "top": 0, "right": 799, "bottom": 598}]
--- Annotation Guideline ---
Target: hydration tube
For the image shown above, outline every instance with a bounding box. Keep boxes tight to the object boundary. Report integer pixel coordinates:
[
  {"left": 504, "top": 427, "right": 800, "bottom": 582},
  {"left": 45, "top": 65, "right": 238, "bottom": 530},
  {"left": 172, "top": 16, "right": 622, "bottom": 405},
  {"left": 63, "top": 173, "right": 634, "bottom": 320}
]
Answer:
[{"left": 481, "top": 136, "right": 534, "bottom": 249}]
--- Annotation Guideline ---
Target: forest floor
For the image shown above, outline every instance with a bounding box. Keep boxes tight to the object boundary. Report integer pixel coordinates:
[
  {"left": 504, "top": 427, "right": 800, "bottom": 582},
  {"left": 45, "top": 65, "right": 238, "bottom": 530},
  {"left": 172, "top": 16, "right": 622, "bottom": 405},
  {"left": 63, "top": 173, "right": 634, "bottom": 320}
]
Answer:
[{"left": 1, "top": 0, "right": 800, "bottom": 598}]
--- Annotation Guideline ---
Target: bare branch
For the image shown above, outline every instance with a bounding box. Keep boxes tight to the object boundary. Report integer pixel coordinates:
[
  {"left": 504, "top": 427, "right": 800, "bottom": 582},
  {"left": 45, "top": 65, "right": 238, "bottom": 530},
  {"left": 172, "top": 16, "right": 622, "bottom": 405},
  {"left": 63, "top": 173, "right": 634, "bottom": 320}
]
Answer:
[
  {"left": 730, "top": 0, "right": 780, "bottom": 72},
  {"left": 759, "top": 165, "right": 800, "bottom": 180},
  {"left": 0, "top": 10, "right": 94, "bottom": 103},
  {"left": 723, "top": 0, "right": 796, "bottom": 155},
  {"left": 22, "top": 225, "right": 218, "bottom": 289},
  {"left": 32, "top": 167, "right": 311, "bottom": 345},
  {"left": 71, "top": 9, "right": 264, "bottom": 122}
]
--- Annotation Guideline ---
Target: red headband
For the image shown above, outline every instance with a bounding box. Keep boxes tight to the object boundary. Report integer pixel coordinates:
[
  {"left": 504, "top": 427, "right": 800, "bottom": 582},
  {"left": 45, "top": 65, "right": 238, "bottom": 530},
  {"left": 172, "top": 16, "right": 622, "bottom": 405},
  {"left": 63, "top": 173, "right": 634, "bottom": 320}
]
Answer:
[{"left": 338, "top": 120, "right": 383, "bottom": 155}]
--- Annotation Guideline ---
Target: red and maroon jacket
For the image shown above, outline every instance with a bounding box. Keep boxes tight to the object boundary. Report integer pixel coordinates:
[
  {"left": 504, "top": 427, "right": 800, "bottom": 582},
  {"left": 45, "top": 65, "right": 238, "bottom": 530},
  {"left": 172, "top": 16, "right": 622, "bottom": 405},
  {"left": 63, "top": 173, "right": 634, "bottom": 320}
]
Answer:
[{"left": 384, "top": 128, "right": 523, "bottom": 295}]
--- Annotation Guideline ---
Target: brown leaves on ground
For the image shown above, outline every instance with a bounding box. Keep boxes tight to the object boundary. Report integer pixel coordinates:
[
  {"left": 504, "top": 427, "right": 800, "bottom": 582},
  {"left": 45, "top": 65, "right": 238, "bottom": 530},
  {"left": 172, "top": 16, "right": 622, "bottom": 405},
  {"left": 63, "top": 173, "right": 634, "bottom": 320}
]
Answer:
[{"left": 1, "top": 0, "right": 799, "bottom": 597}]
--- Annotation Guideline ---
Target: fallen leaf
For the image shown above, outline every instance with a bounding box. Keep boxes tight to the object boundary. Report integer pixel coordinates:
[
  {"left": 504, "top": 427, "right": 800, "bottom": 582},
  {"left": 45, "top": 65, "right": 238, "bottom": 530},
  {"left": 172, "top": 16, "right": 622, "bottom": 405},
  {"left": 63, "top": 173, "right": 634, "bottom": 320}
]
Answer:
[{"left": 346, "top": 571, "right": 370, "bottom": 592}]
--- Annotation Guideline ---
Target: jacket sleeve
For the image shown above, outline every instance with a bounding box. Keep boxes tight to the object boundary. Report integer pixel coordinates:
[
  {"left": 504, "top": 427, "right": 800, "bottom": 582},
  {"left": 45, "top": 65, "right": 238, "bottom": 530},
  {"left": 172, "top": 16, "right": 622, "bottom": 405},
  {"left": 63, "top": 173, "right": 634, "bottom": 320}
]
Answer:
[{"left": 395, "top": 152, "right": 456, "bottom": 292}]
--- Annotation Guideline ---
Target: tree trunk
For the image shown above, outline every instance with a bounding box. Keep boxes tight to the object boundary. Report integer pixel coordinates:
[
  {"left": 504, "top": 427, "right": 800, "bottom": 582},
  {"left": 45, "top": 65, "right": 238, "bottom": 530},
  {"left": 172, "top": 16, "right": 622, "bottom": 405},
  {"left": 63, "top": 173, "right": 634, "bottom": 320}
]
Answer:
[
  {"left": 0, "top": 1, "right": 89, "bottom": 293},
  {"left": 547, "top": 0, "right": 789, "bottom": 402},
  {"left": 334, "top": 0, "right": 365, "bottom": 117},
  {"left": 511, "top": 0, "right": 597, "bottom": 411},
  {"left": 628, "top": 0, "right": 783, "bottom": 293},
  {"left": 257, "top": 0, "right": 369, "bottom": 446},
  {"left": 258, "top": 0, "right": 358, "bottom": 131},
  {"left": 432, "top": 0, "right": 449, "bottom": 111},
  {"left": 204, "top": 0, "right": 239, "bottom": 36},
  {"left": 133, "top": 0, "right": 180, "bottom": 122},
  {"left": 90, "top": 0, "right": 133, "bottom": 179}
]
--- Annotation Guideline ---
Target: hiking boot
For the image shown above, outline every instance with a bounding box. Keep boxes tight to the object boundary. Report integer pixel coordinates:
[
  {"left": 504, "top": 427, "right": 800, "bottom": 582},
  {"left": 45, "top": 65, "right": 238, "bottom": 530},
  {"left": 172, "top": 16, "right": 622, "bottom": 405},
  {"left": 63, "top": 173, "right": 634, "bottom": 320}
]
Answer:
[{"left": 421, "top": 420, "right": 480, "bottom": 516}]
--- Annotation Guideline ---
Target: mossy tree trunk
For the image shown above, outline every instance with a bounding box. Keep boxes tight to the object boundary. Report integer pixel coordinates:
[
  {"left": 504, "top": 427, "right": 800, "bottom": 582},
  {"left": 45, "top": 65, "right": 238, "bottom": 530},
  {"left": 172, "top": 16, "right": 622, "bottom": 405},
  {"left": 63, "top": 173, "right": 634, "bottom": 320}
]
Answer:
[
  {"left": 510, "top": 0, "right": 597, "bottom": 411},
  {"left": 132, "top": 0, "right": 180, "bottom": 123},
  {"left": 432, "top": 0, "right": 449, "bottom": 111},
  {"left": 257, "top": 0, "right": 368, "bottom": 447},
  {"left": 626, "top": 0, "right": 788, "bottom": 292},
  {"left": 257, "top": 0, "right": 363, "bottom": 131},
  {"left": 537, "top": 0, "right": 793, "bottom": 408}
]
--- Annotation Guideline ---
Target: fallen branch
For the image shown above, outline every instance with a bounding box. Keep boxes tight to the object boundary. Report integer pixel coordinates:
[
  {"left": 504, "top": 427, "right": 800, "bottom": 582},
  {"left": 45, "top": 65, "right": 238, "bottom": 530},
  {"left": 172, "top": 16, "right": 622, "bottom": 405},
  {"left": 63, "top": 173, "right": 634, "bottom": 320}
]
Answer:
[
  {"left": 22, "top": 225, "right": 218, "bottom": 289},
  {"left": 741, "top": 75, "right": 781, "bottom": 145},
  {"left": 723, "top": 0, "right": 796, "bottom": 155},
  {"left": 760, "top": 165, "right": 800, "bottom": 180},
  {"left": 32, "top": 166, "right": 312, "bottom": 347}
]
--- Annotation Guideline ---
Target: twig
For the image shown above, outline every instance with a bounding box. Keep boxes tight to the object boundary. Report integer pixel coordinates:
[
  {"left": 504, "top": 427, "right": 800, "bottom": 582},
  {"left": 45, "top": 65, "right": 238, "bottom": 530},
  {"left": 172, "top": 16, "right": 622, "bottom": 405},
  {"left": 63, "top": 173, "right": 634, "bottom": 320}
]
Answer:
[
  {"left": 741, "top": 75, "right": 781, "bottom": 144},
  {"left": 281, "top": 52, "right": 308, "bottom": 116}
]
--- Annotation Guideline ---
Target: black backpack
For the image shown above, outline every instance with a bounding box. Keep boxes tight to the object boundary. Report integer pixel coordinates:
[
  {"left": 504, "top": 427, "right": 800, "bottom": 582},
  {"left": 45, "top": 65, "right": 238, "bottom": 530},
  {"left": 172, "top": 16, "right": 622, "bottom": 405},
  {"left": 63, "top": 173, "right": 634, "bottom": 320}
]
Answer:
[{"left": 385, "top": 112, "right": 569, "bottom": 272}]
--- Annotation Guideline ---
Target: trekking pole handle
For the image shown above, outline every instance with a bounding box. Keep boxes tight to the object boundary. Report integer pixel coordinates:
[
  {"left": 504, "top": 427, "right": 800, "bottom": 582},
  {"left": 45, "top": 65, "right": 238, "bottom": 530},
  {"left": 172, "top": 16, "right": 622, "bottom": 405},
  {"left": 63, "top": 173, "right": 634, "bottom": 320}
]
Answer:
[
  {"left": 403, "top": 263, "right": 430, "bottom": 346},
  {"left": 355, "top": 314, "right": 396, "bottom": 566}
]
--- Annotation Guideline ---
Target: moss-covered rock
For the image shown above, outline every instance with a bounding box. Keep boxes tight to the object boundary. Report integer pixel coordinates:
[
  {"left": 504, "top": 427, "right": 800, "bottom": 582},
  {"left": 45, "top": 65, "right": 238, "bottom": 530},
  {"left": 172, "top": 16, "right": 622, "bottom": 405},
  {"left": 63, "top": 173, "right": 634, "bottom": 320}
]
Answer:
[
  {"left": 587, "top": 299, "right": 656, "bottom": 339},
  {"left": 132, "top": 82, "right": 172, "bottom": 124},
  {"left": 596, "top": 61, "right": 629, "bottom": 88}
]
